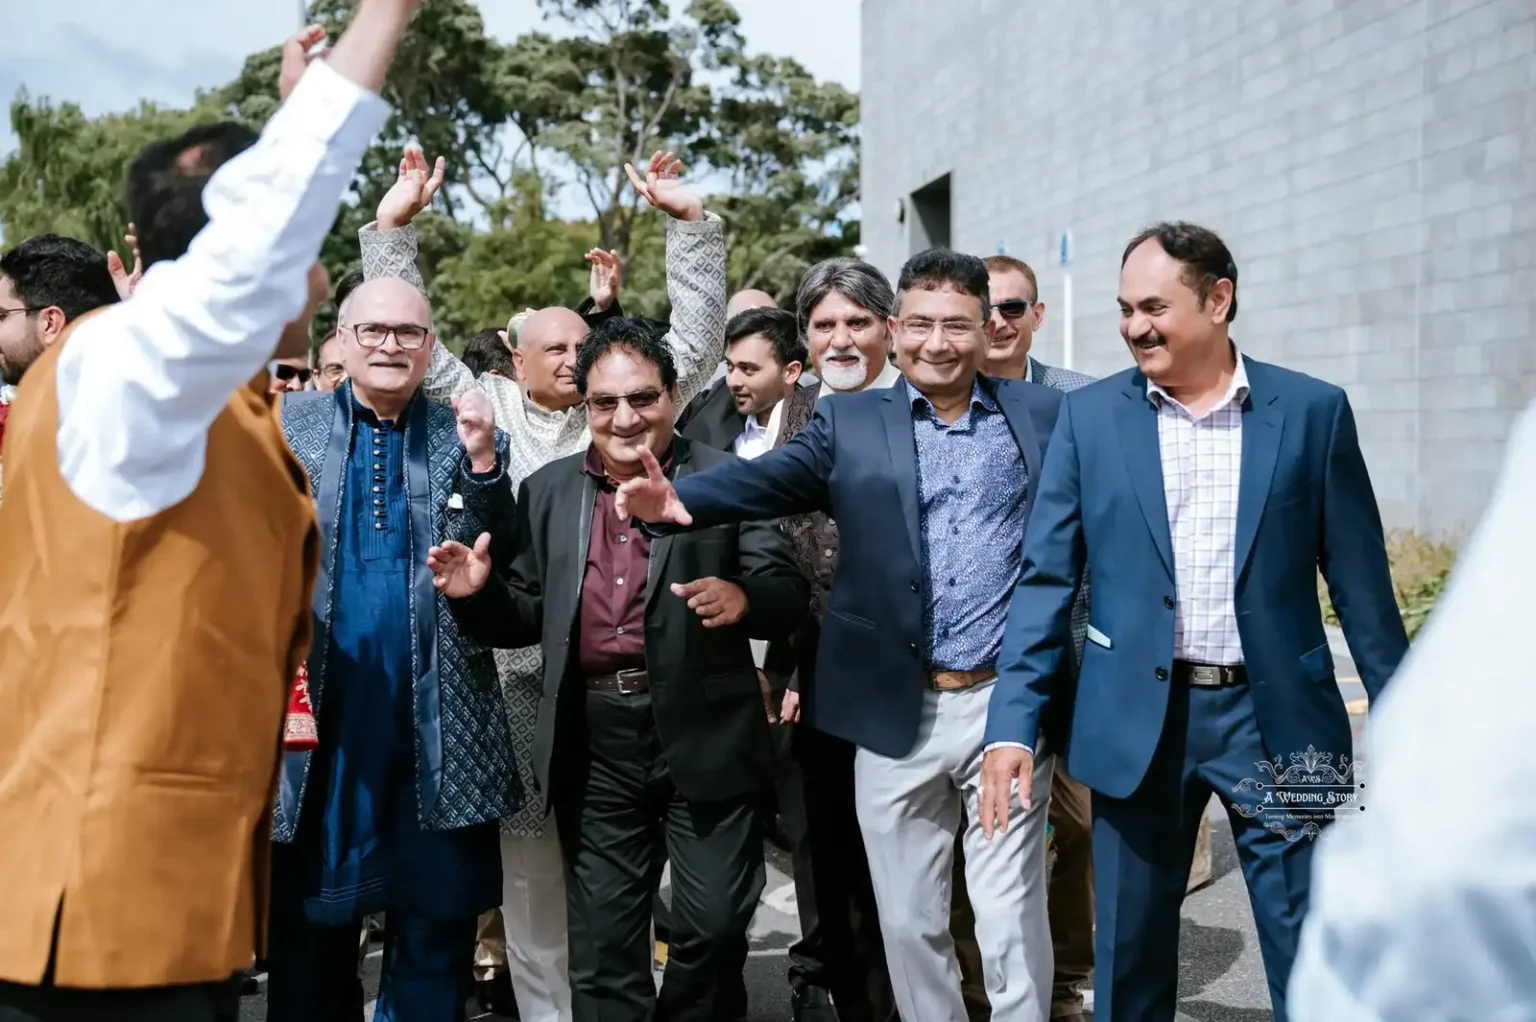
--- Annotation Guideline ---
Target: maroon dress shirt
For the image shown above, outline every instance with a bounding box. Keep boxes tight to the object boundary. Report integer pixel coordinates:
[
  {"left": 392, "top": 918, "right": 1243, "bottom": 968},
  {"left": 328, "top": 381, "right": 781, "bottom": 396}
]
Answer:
[{"left": 576, "top": 445, "right": 672, "bottom": 674}]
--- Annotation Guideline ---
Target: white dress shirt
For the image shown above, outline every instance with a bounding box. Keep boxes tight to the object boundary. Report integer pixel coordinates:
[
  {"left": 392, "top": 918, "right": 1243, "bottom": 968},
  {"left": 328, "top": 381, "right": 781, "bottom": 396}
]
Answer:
[
  {"left": 732, "top": 399, "right": 784, "bottom": 460},
  {"left": 1288, "top": 399, "right": 1536, "bottom": 1021},
  {"left": 1148, "top": 355, "right": 1250, "bottom": 665},
  {"left": 53, "top": 61, "right": 388, "bottom": 522}
]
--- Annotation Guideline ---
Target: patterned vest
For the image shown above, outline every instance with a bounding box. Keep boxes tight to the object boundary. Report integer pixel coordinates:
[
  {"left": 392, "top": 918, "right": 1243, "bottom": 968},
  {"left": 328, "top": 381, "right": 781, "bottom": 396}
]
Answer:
[{"left": 775, "top": 385, "right": 839, "bottom": 621}]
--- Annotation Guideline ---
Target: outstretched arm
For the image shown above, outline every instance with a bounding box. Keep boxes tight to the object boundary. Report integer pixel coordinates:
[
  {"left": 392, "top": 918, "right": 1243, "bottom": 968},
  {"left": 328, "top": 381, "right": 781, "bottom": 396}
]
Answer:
[{"left": 56, "top": 8, "right": 415, "bottom": 521}]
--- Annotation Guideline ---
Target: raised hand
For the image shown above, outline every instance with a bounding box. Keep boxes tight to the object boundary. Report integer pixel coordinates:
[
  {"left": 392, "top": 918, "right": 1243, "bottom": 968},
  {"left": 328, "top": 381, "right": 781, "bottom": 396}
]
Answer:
[
  {"left": 280, "top": 24, "right": 330, "bottom": 100},
  {"left": 428, "top": 534, "right": 493, "bottom": 598},
  {"left": 585, "top": 249, "right": 622, "bottom": 311},
  {"left": 377, "top": 145, "right": 446, "bottom": 229},
  {"left": 979, "top": 746, "right": 1036, "bottom": 839},
  {"left": 453, "top": 390, "right": 496, "bottom": 473},
  {"left": 106, "top": 224, "right": 142, "bottom": 300},
  {"left": 670, "top": 577, "right": 748, "bottom": 629},
  {"left": 623, "top": 151, "right": 705, "bottom": 223},
  {"left": 613, "top": 446, "right": 693, "bottom": 525}
]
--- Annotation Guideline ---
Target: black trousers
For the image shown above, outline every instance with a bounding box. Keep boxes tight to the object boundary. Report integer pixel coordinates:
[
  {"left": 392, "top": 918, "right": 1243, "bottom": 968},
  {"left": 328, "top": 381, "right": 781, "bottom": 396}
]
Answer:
[
  {"left": 0, "top": 976, "right": 242, "bottom": 1022},
  {"left": 555, "top": 689, "right": 765, "bottom": 1022},
  {"left": 791, "top": 724, "right": 898, "bottom": 1022}
]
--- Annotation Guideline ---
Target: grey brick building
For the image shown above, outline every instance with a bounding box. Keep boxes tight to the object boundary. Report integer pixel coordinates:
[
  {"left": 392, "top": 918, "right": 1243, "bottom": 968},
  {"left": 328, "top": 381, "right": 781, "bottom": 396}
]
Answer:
[{"left": 860, "top": 0, "right": 1535, "bottom": 535}]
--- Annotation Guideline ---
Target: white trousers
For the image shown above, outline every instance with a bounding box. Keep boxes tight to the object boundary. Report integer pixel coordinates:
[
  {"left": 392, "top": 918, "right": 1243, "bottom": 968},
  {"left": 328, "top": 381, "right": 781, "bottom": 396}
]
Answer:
[
  {"left": 500, "top": 826, "right": 574, "bottom": 1022},
  {"left": 855, "top": 682, "right": 1055, "bottom": 1022}
]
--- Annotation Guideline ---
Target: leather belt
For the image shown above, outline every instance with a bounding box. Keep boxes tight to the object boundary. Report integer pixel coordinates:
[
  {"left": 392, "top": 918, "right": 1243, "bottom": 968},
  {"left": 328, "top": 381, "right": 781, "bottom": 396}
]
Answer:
[
  {"left": 925, "top": 667, "right": 996, "bottom": 691},
  {"left": 586, "top": 668, "right": 650, "bottom": 694},
  {"left": 1174, "top": 660, "right": 1247, "bottom": 688}
]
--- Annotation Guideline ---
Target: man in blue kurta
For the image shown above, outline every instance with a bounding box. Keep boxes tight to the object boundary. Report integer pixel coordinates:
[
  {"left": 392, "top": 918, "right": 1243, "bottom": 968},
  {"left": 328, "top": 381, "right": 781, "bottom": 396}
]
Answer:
[{"left": 270, "top": 276, "right": 519, "bottom": 1022}]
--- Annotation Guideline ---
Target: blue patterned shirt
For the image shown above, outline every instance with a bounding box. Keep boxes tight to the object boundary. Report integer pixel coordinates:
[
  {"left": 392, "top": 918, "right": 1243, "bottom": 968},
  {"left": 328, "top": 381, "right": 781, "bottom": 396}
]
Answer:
[{"left": 908, "top": 379, "right": 1030, "bottom": 670}]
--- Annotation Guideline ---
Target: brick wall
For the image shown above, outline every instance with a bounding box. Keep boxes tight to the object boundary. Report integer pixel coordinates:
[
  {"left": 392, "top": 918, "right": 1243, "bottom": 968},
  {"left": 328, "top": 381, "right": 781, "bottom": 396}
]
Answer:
[{"left": 861, "top": 0, "right": 1536, "bottom": 534}]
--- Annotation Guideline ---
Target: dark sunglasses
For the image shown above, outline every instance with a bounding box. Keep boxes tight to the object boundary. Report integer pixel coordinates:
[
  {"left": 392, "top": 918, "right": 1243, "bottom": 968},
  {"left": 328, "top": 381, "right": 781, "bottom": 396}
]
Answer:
[
  {"left": 274, "top": 364, "right": 313, "bottom": 384},
  {"left": 587, "top": 389, "right": 662, "bottom": 414},
  {"left": 991, "top": 300, "right": 1037, "bottom": 320}
]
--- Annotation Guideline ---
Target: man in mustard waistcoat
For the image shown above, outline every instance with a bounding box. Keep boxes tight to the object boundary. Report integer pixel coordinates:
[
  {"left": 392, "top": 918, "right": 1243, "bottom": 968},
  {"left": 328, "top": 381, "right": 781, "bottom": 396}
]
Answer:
[{"left": 0, "top": 5, "right": 422, "bottom": 1020}]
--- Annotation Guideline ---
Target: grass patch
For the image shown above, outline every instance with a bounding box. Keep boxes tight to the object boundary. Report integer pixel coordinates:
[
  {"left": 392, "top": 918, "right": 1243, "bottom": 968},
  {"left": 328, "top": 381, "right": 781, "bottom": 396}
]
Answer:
[{"left": 1318, "top": 531, "right": 1458, "bottom": 641}]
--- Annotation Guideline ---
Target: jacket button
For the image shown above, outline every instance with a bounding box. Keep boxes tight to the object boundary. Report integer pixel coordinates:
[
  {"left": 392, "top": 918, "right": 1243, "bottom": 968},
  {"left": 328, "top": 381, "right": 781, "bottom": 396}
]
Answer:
[
  {"left": 1155, "top": 666, "right": 1168, "bottom": 681},
  {"left": 1163, "top": 595, "right": 1175, "bottom": 609},
  {"left": 908, "top": 642, "right": 918, "bottom": 656},
  {"left": 910, "top": 581, "right": 919, "bottom": 593}
]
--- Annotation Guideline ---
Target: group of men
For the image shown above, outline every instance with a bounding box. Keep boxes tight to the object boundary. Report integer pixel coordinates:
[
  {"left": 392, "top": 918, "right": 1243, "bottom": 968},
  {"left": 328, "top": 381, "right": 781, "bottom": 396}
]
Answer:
[{"left": 0, "top": 7, "right": 1413, "bottom": 1022}]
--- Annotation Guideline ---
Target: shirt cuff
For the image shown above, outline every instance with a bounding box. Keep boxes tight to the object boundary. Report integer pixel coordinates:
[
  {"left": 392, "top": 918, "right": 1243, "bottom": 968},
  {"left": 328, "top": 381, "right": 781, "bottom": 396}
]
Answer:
[
  {"left": 269, "top": 58, "right": 390, "bottom": 147},
  {"left": 983, "top": 742, "right": 1033, "bottom": 756},
  {"left": 667, "top": 211, "right": 723, "bottom": 234}
]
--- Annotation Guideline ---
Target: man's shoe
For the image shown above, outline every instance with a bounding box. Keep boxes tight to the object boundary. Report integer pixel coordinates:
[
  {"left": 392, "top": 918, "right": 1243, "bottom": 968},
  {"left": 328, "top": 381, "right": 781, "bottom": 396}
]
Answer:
[
  {"left": 474, "top": 971, "right": 519, "bottom": 1018},
  {"left": 792, "top": 984, "right": 840, "bottom": 1022}
]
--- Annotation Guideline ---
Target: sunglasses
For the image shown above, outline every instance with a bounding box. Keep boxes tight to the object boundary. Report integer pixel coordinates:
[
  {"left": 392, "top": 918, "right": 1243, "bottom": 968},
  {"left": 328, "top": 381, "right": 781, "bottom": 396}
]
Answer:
[
  {"left": 586, "top": 389, "right": 662, "bottom": 414},
  {"left": 273, "top": 364, "right": 313, "bottom": 385},
  {"left": 991, "top": 300, "right": 1037, "bottom": 320}
]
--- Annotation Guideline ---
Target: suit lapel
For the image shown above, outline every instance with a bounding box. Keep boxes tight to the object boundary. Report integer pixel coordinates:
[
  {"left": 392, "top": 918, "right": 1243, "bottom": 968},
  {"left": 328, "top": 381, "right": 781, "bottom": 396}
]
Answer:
[
  {"left": 989, "top": 378, "right": 1044, "bottom": 506},
  {"left": 1234, "top": 363, "right": 1284, "bottom": 580},
  {"left": 879, "top": 387, "right": 924, "bottom": 566},
  {"left": 1116, "top": 378, "right": 1176, "bottom": 580}
]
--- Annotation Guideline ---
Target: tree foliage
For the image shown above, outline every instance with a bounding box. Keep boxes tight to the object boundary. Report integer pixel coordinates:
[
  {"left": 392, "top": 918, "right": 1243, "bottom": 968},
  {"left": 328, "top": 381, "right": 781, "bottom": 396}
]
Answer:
[{"left": 0, "top": 0, "right": 860, "bottom": 336}]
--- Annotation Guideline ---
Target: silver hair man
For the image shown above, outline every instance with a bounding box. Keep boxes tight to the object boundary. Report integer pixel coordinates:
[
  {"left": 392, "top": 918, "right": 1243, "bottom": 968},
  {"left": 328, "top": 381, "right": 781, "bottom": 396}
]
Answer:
[{"left": 795, "top": 257, "right": 898, "bottom": 394}]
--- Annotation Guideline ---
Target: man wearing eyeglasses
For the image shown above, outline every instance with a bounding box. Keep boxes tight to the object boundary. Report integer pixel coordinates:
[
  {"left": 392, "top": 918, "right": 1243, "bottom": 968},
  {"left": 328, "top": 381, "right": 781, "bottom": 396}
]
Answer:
[
  {"left": 425, "top": 317, "right": 806, "bottom": 1022},
  {"left": 267, "top": 274, "right": 522, "bottom": 1020},
  {"left": 609, "top": 248, "right": 1067, "bottom": 1022}
]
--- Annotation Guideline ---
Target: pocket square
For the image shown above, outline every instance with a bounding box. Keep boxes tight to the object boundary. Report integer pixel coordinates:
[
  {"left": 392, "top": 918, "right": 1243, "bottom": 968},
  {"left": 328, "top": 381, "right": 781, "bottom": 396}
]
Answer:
[
  {"left": 447, "top": 493, "right": 465, "bottom": 510},
  {"left": 1086, "top": 624, "right": 1113, "bottom": 649}
]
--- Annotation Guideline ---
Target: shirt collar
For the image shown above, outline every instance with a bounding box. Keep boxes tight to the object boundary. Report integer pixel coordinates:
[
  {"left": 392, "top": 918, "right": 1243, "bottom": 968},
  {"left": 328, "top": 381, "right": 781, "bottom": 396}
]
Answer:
[
  {"left": 905, "top": 376, "right": 998, "bottom": 417},
  {"left": 1024, "top": 358, "right": 1035, "bottom": 384},
  {"left": 1146, "top": 348, "right": 1250, "bottom": 416},
  {"left": 817, "top": 359, "right": 903, "bottom": 402}
]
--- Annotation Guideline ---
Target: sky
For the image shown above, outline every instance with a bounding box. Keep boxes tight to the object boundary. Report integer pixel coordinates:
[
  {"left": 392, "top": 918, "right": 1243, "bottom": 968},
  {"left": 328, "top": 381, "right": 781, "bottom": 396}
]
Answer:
[{"left": 0, "top": 0, "right": 862, "bottom": 159}]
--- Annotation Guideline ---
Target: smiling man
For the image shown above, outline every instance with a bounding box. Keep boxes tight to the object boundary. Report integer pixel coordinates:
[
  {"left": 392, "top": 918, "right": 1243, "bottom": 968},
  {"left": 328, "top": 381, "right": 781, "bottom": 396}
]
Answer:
[{"left": 610, "top": 248, "right": 1066, "bottom": 1022}]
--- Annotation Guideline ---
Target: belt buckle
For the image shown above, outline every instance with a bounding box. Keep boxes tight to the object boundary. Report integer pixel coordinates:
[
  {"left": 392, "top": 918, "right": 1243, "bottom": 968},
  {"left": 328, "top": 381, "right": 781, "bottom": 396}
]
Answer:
[
  {"left": 1189, "top": 665, "right": 1221, "bottom": 687},
  {"left": 614, "top": 668, "right": 647, "bottom": 695}
]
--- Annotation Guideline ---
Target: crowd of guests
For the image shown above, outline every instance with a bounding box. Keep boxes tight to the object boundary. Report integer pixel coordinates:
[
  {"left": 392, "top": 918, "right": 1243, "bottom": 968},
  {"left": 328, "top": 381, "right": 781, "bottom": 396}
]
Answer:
[{"left": 0, "top": 6, "right": 1456, "bottom": 1022}]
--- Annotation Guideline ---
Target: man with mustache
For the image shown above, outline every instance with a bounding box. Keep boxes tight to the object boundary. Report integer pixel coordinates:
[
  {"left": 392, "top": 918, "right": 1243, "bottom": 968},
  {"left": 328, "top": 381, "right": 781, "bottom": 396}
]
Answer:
[
  {"left": 359, "top": 150, "right": 728, "bottom": 1022},
  {"left": 267, "top": 276, "right": 519, "bottom": 1021},
  {"left": 981, "top": 222, "right": 1408, "bottom": 1022}
]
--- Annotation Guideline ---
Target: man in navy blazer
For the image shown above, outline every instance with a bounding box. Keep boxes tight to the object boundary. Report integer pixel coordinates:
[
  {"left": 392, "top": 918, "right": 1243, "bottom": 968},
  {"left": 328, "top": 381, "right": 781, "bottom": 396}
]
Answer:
[
  {"left": 616, "top": 249, "right": 1065, "bottom": 1022},
  {"left": 979, "top": 222, "right": 1408, "bottom": 1022}
]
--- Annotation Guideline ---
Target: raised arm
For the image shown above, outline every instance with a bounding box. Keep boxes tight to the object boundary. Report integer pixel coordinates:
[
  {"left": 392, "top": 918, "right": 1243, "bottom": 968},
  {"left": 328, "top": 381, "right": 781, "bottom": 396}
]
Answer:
[
  {"left": 56, "top": 7, "right": 414, "bottom": 521},
  {"left": 624, "top": 152, "right": 727, "bottom": 410}
]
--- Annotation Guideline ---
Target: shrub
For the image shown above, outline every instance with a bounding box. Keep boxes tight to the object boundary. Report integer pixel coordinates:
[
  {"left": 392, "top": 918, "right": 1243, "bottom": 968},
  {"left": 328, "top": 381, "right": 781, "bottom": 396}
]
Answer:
[{"left": 1318, "top": 531, "right": 1458, "bottom": 641}]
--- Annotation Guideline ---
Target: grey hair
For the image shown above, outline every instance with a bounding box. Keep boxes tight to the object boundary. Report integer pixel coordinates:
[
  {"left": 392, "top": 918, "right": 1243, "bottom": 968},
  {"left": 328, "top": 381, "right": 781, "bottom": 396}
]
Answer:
[{"left": 794, "top": 257, "right": 896, "bottom": 340}]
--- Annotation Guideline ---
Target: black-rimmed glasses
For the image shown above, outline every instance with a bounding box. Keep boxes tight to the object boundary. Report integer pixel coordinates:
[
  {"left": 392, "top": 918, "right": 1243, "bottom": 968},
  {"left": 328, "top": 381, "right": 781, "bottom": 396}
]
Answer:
[{"left": 344, "top": 322, "right": 432, "bottom": 349}]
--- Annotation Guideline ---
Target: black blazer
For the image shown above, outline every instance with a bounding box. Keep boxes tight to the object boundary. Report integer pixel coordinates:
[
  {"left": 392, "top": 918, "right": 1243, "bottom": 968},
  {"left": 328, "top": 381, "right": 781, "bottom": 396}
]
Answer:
[
  {"left": 449, "top": 437, "right": 808, "bottom": 804},
  {"left": 655, "top": 376, "right": 1064, "bottom": 759},
  {"left": 676, "top": 375, "right": 740, "bottom": 449}
]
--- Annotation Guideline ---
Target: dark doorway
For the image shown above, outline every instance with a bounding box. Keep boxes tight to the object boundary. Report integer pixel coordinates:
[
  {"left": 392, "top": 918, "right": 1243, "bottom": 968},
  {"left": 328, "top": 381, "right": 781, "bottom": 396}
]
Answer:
[{"left": 909, "top": 174, "right": 952, "bottom": 253}]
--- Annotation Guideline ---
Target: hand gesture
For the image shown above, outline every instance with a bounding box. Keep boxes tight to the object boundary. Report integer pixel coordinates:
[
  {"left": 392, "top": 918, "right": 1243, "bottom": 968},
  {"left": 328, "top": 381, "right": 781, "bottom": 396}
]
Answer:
[
  {"left": 778, "top": 689, "right": 801, "bottom": 725},
  {"left": 428, "top": 534, "right": 493, "bottom": 598},
  {"left": 613, "top": 447, "right": 692, "bottom": 525},
  {"left": 624, "top": 151, "right": 705, "bottom": 223},
  {"left": 453, "top": 391, "right": 496, "bottom": 473},
  {"left": 106, "top": 224, "right": 142, "bottom": 300},
  {"left": 585, "top": 249, "right": 622, "bottom": 311},
  {"left": 280, "top": 25, "right": 331, "bottom": 101},
  {"left": 670, "top": 577, "right": 748, "bottom": 629},
  {"left": 979, "top": 746, "right": 1036, "bottom": 839},
  {"left": 377, "top": 145, "right": 446, "bottom": 229}
]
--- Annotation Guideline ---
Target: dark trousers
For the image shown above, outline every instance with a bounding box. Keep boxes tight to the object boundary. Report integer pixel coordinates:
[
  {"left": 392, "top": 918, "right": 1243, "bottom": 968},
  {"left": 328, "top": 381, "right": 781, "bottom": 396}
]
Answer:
[
  {"left": 1093, "top": 682, "right": 1316, "bottom": 1022},
  {"left": 0, "top": 976, "right": 241, "bottom": 1022},
  {"left": 949, "top": 830, "right": 990, "bottom": 1022},
  {"left": 791, "top": 724, "right": 897, "bottom": 1022},
  {"left": 556, "top": 690, "right": 765, "bottom": 1022},
  {"left": 267, "top": 840, "right": 477, "bottom": 1022},
  {"left": 1048, "top": 763, "right": 1095, "bottom": 1018}
]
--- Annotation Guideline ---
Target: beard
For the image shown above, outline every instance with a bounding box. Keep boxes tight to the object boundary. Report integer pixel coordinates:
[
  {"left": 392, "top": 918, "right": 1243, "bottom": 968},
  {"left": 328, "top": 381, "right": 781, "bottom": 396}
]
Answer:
[
  {"left": 0, "top": 334, "right": 44, "bottom": 386},
  {"left": 817, "top": 348, "right": 869, "bottom": 392}
]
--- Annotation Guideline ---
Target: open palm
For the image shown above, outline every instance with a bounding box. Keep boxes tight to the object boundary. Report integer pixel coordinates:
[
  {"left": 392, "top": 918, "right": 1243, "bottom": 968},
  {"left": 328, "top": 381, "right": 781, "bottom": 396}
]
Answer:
[
  {"left": 427, "top": 534, "right": 493, "bottom": 598},
  {"left": 624, "top": 151, "right": 705, "bottom": 223}
]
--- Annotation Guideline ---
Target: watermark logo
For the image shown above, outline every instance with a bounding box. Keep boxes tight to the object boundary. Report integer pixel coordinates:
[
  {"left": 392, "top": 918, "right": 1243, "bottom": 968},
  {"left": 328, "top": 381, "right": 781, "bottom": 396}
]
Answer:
[{"left": 1231, "top": 746, "right": 1364, "bottom": 841}]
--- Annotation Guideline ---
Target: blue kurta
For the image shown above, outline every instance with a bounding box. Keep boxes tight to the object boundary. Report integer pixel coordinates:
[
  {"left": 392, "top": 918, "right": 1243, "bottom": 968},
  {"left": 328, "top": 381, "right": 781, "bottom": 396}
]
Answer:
[{"left": 295, "top": 404, "right": 500, "bottom": 925}]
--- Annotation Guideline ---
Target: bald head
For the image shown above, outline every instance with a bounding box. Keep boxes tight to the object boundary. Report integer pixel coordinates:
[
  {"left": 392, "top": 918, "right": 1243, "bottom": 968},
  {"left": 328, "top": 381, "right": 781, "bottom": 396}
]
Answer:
[
  {"left": 513, "top": 306, "right": 588, "bottom": 411},
  {"left": 726, "top": 289, "right": 777, "bottom": 319},
  {"left": 344, "top": 277, "right": 433, "bottom": 330}
]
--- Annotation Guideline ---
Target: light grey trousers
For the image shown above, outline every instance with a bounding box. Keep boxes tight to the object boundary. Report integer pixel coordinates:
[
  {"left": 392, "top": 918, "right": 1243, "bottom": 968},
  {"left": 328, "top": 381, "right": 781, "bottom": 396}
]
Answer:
[{"left": 855, "top": 682, "right": 1055, "bottom": 1022}]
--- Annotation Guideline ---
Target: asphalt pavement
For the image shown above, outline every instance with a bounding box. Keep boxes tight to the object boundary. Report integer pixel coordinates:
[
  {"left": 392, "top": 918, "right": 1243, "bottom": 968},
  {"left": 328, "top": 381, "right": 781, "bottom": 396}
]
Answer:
[{"left": 241, "top": 629, "right": 1370, "bottom": 1021}]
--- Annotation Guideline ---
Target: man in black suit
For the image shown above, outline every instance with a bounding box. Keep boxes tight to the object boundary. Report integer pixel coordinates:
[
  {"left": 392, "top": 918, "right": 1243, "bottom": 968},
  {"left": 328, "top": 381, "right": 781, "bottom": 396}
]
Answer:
[{"left": 428, "top": 317, "right": 808, "bottom": 1022}]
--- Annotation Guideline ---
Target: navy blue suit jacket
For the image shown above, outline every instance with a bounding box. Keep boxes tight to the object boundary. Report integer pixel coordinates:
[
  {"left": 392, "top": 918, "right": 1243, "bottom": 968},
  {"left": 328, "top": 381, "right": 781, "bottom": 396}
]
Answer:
[
  {"left": 984, "top": 358, "right": 1409, "bottom": 799},
  {"left": 663, "top": 376, "right": 1063, "bottom": 759}
]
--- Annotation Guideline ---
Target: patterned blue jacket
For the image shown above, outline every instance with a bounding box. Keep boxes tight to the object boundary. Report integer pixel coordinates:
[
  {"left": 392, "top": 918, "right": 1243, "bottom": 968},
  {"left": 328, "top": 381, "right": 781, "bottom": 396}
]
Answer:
[{"left": 273, "top": 384, "right": 521, "bottom": 840}]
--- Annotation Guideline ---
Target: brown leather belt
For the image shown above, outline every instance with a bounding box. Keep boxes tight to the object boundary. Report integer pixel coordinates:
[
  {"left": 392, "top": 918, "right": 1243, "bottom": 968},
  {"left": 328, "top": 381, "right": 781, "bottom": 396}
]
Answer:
[
  {"left": 925, "top": 667, "right": 996, "bottom": 691},
  {"left": 1174, "top": 661, "right": 1247, "bottom": 688},
  {"left": 586, "top": 668, "right": 650, "bottom": 694}
]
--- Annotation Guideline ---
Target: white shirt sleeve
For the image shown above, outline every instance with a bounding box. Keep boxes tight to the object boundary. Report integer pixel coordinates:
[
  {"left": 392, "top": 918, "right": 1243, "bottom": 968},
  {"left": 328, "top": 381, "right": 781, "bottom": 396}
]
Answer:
[
  {"left": 55, "top": 60, "right": 390, "bottom": 522},
  {"left": 1288, "top": 399, "right": 1536, "bottom": 1022}
]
